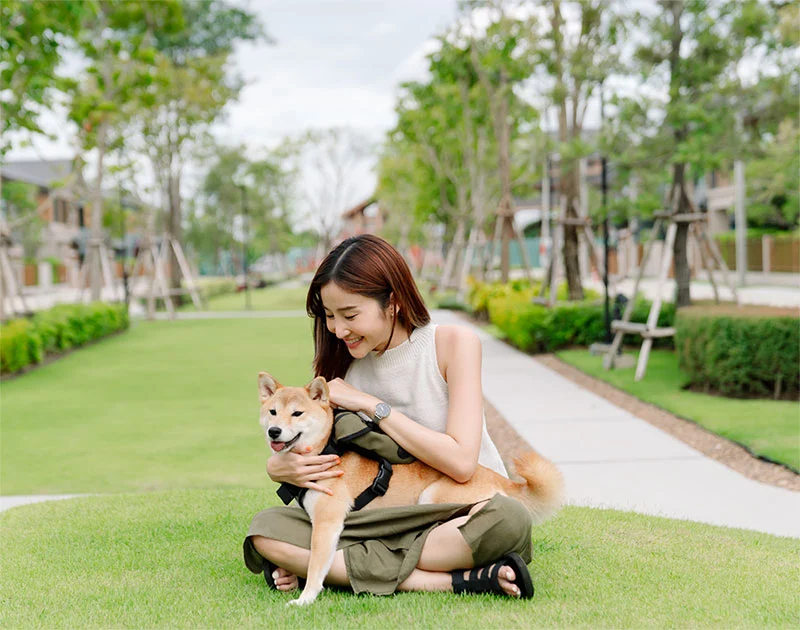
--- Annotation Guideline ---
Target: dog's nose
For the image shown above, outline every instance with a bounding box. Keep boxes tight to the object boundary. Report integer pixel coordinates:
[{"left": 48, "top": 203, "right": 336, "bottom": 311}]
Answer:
[{"left": 268, "top": 426, "right": 282, "bottom": 440}]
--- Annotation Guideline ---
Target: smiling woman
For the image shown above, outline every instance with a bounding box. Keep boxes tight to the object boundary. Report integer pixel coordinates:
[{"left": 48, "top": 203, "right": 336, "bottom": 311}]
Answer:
[{"left": 244, "top": 235, "right": 548, "bottom": 602}]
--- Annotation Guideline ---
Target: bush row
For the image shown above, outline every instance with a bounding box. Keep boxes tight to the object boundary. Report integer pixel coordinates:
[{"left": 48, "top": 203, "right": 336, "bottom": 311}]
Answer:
[
  {"left": 675, "top": 307, "right": 799, "bottom": 400},
  {"left": 468, "top": 279, "right": 674, "bottom": 354},
  {"left": 0, "top": 302, "right": 129, "bottom": 375}
]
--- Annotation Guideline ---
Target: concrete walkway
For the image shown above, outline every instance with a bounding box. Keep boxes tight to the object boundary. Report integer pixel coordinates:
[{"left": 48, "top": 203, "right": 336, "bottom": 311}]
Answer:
[{"left": 433, "top": 309, "right": 800, "bottom": 539}]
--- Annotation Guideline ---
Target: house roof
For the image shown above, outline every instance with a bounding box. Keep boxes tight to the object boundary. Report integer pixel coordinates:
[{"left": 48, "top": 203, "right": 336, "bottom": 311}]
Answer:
[
  {"left": 342, "top": 196, "right": 377, "bottom": 219},
  {"left": 0, "top": 159, "right": 75, "bottom": 188}
]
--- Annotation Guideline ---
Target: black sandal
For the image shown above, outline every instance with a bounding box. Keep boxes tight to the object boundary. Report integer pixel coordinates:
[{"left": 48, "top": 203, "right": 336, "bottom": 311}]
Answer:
[
  {"left": 451, "top": 552, "right": 534, "bottom": 599},
  {"left": 262, "top": 558, "right": 306, "bottom": 591}
]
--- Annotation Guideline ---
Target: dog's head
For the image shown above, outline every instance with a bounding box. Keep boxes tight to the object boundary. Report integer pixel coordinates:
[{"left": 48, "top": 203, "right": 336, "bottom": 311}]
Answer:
[{"left": 257, "top": 372, "right": 334, "bottom": 455}]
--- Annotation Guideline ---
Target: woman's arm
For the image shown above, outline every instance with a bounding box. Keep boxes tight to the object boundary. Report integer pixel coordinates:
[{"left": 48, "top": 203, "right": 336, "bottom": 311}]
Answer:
[{"left": 327, "top": 326, "right": 484, "bottom": 483}]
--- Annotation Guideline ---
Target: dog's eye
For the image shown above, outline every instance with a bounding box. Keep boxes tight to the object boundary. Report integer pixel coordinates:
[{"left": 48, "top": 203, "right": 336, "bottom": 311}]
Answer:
[
  {"left": 269, "top": 409, "right": 276, "bottom": 415},
  {"left": 291, "top": 411, "right": 304, "bottom": 417}
]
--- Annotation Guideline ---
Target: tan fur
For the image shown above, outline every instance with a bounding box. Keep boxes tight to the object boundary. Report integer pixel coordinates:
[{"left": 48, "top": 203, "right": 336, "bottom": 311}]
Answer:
[{"left": 258, "top": 372, "right": 564, "bottom": 606}]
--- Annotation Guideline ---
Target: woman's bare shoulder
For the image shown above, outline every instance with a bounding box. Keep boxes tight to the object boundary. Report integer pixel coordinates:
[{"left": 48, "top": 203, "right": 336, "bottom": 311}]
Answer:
[{"left": 435, "top": 324, "right": 481, "bottom": 361}]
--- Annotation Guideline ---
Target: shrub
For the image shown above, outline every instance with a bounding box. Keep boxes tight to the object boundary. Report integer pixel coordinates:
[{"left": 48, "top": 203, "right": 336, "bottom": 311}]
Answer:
[
  {"left": 1, "top": 302, "right": 129, "bottom": 375},
  {"left": 0, "top": 319, "right": 41, "bottom": 374},
  {"left": 675, "top": 306, "right": 799, "bottom": 399},
  {"left": 467, "top": 278, "right": 599, "bottom": 320},
  {"left": 486, "top": 293, "right": 675, "bottom": 354}
]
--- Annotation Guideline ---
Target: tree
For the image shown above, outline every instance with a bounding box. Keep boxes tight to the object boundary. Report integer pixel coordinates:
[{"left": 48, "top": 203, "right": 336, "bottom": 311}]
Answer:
[
  {"left": 630, "top": 0, "right": 780, "bottom": 307},
  {"left": 533, "top": 0, "right": 624, "bottom": 300},
  {"left": 461, "top": 2, "right": 541, "bottom": 283},
  {"left": 0, "top": 0, "right": 86, "bottom": 155},
  {"left": 138, "top": 0, "right": 266, "bottom": 300},
  {"left": 190, "top": 144, "right": 294, "bottom": 273},
  {"left": 67, "top": 0, "right": 183, "bottom": 300},
  {"left": 383, "top": 27, "right": 539, "bottom": 291},
  {"left": 290, "top": 128, "right": 375, "bottom": 256},
  {"left": 746, "top": 119, "right": 799, "bottom": 229}
]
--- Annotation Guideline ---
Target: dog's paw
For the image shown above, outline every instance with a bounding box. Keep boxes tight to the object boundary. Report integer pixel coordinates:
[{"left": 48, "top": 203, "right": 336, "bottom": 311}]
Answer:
[{"left": 286, "top": 596, "right": 315, "bottom": 607}]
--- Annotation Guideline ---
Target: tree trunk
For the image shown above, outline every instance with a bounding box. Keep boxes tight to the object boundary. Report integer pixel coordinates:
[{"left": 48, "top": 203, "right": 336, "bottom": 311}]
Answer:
[
  {"left": 90, "top": 120, "right": 108, "bottom": 301},
  {"left": 562, "top": 160, "right": 584, "bottom": 301},
  {"left": 496, "top": 70, "right": 513, "bottom": 283},
  {"left": 168, "top": 170, "right": 182, "bottom": 307},
  {"left": 672, "top": 163, "right": 692, "bottom": 307},
  {"left": 669, "top": 1, "right": 691, "bottom": 308},
  {"left": 440, "top": 219, "right": 465, "bottom": 290}
]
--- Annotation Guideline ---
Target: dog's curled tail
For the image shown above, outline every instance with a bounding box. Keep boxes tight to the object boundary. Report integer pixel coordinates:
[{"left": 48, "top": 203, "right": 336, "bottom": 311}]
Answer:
[{"left": 509, "top": 451, "right": 564, "bottom": 523}]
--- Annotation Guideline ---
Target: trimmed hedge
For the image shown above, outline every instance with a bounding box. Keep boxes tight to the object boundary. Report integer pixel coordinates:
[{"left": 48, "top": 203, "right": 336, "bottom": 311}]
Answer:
[
  {"left": 0, "top": 302, "right": 129, "bottom": 375},
  {"left": 675, "top": 306, "right": 800, "bottom": 400},
  {"left": 468, "top": 278, "right": 600, "bottom": 320},
  {"left": 486, "top": 294, "right": 675, "bottom": 354},
  {"left": 469, "top": 278, "right": 674, "bottom": 354}
]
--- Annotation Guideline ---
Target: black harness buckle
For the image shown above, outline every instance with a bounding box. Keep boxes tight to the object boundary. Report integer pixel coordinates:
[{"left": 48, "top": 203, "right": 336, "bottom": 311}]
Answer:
[{"left": 371, "top": 459, "right": 392, "bottom": 496}]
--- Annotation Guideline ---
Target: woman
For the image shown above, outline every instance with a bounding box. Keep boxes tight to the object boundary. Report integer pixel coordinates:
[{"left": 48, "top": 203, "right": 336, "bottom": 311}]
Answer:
[{"left": 243, "top": 234, "right": 535, "bottom": 598}]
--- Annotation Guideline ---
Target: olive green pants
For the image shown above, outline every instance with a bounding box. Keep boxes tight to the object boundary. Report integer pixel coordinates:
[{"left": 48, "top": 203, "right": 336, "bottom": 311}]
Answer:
[{"left": 243, "top": 493, "right": 532, "bottom": 595}]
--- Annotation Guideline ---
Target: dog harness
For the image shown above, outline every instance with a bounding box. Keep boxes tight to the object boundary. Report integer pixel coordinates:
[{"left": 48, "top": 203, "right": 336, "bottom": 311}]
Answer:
[{"left": 276, "top": 410, "right": 415, "bottom": 511}]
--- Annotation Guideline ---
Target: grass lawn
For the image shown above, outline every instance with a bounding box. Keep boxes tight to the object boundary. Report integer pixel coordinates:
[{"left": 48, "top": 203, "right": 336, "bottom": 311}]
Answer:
[
  {"left": 557, "top": 349, "right": 800, "bottom": 471},
  {"left": 1, "top": 491, "right": 798, "bottom": 628},
  {"left": 0, "top": 317, "right": 314, "bottom": 494},
  {"left": 2, "top": 317, "right": 799, "bottom": 627},
  {"left": 195, "top": 285, "right": 310, "bottom": 312}
]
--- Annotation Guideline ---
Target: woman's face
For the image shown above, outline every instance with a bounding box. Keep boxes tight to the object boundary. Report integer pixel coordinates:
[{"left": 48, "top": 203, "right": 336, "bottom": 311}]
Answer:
[{"left": 320, "top": 282, "right": 401, "bottom": 358}]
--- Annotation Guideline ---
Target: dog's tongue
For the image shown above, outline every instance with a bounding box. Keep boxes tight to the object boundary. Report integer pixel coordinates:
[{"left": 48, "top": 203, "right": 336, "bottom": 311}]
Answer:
[{"left": 271, "top": 441, "right": 286, "bottom": 452}]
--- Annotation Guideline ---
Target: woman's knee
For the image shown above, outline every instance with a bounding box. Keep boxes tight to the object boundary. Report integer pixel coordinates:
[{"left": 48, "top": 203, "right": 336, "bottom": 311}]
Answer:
[{"left": 465, "top": 495, "right": 533, "bottom": 564}]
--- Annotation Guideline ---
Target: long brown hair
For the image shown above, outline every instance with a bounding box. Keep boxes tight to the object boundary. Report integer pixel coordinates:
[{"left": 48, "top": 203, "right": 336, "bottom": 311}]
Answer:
[{"left": 306, "top": 234, "right": 430, "bottom": 380}]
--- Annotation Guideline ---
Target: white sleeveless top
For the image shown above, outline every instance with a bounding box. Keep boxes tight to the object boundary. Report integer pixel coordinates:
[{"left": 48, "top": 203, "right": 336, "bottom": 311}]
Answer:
[{"left": 344, "top": 322, "right": 508, "bottom": 477}]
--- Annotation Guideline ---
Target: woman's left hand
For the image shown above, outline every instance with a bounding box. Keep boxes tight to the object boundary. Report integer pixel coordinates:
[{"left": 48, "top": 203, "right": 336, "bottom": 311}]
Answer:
[{"left": 327, "top": 378, "right": 378, "bottom": 414}]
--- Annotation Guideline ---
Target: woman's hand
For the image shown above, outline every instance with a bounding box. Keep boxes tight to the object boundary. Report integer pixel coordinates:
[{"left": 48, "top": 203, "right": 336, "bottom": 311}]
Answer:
[
  {"left": 266, "top": 452, "right": 343, "bottom": 496},
  {"left": 327, "top": 378, "right": 379, "bottom": 414}
]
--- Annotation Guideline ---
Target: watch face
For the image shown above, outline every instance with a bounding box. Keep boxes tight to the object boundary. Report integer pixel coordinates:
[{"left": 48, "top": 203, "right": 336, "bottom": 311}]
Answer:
[{"left": 375, "top": 402, "right": 391, "bottom": 420}]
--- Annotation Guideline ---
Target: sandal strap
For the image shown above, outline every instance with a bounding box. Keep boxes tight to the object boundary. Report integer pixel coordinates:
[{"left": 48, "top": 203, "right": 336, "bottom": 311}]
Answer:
[
  {"left": 452, "top": 563, "right": 504, "bottom": 595},
  {"left": 487, "top": 562, "right": 504, "bottom": 594}
]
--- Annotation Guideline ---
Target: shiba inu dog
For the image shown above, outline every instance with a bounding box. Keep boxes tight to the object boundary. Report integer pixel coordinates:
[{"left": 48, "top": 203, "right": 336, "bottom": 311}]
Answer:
[{"left": 258, "top": 372, "right": 564, "bottom": 606}]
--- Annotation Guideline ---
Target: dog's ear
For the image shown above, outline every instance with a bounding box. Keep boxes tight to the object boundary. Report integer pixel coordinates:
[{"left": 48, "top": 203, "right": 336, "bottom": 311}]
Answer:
[
  {"left": 258, "top": 372, "right": 281, "bottom": 402},
  {"left": 307, "top": 376, "right": 329, "bottom": 404}
]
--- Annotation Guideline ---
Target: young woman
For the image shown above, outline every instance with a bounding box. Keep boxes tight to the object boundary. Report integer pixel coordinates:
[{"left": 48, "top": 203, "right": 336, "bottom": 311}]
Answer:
[{"left": 243, "top": 234, "right": 534, "bottom": 598}]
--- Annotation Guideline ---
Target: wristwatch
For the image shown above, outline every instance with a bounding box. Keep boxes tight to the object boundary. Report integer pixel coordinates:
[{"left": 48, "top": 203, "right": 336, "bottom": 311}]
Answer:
[{"left": 373, "top": 401, "right": 392, "bottom": 425}]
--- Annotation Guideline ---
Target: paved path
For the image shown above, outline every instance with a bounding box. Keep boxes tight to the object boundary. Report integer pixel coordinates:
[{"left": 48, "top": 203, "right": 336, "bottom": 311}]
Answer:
[
  {"left": 433, "top": 309, "right": 800, "bottom": 539},
  {"left": 0, "top": 494, "right": 88, "bottom": 512}
]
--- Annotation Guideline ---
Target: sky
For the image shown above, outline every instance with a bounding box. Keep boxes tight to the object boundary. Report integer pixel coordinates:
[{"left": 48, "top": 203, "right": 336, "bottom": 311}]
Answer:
[
  {"left": 7, "top": 1, "right": 459, "bottom": 163},
  {"left": 5, "top": 0, "right": 461, "bottom": 222}
]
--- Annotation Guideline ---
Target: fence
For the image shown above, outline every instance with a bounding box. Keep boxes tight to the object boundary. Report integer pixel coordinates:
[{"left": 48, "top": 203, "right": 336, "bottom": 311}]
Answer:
[{"left": 715, "top": 235, "right": 800, "bottom": 273}]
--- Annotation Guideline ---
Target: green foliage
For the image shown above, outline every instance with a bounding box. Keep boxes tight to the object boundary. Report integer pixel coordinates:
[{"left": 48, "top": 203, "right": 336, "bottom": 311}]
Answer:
[
  {"left": 467, "top": 278, "right": 599, "bottom": 320},
  {"left": 0, "top": 303, "right": 129, "bottom": 375},
  {"left": 675, "top": 307, "right": 799, "bottom": 400},
  {"left": 746, "top": 119, "right": 800, "bottom": 229},
  {"left": 469, "top": 278, "right": 674, "bottom": 354},
  {"left": 0, "top": 319, "right": 41, "bottom": 374},
  {"left": 0, "top": 0, "right": 87, "bottom": 152},
  {"left": 188, "top": 142, "right": 295, "bottom": 270}
]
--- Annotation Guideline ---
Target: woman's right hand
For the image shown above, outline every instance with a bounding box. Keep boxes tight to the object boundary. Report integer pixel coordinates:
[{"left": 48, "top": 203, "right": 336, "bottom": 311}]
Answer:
[{"left": 266, "top": 452, "right": 343, "bottom": 496}]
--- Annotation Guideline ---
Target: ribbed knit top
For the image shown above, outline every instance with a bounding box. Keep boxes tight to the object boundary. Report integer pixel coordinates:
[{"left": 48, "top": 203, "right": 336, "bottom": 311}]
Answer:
[{"left": 345, "top": 322, "right": 507, "bottom": 477}]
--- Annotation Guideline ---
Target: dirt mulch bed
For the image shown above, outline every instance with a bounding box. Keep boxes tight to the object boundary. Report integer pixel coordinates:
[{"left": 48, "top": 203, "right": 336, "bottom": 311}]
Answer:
[{"left": 534, "top": 354, "right": 800, "bottom": 491}]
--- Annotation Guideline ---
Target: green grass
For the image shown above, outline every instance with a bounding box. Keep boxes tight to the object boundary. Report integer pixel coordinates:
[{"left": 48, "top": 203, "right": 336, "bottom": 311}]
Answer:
[
  {"left": 3, "top": 316, "right": 799, "bottom": 627},
  {"left": 1, "top": 491, "right": 798, "bottom": 628},
  {"left": 198, "top": 285, "right": 310, "bottom": 312},
  {"left": 557, "top": 349, "right": 800, "bottom": 471},
  {"left": 0, "top": 317, "right": 315, "bottom": 495}
]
